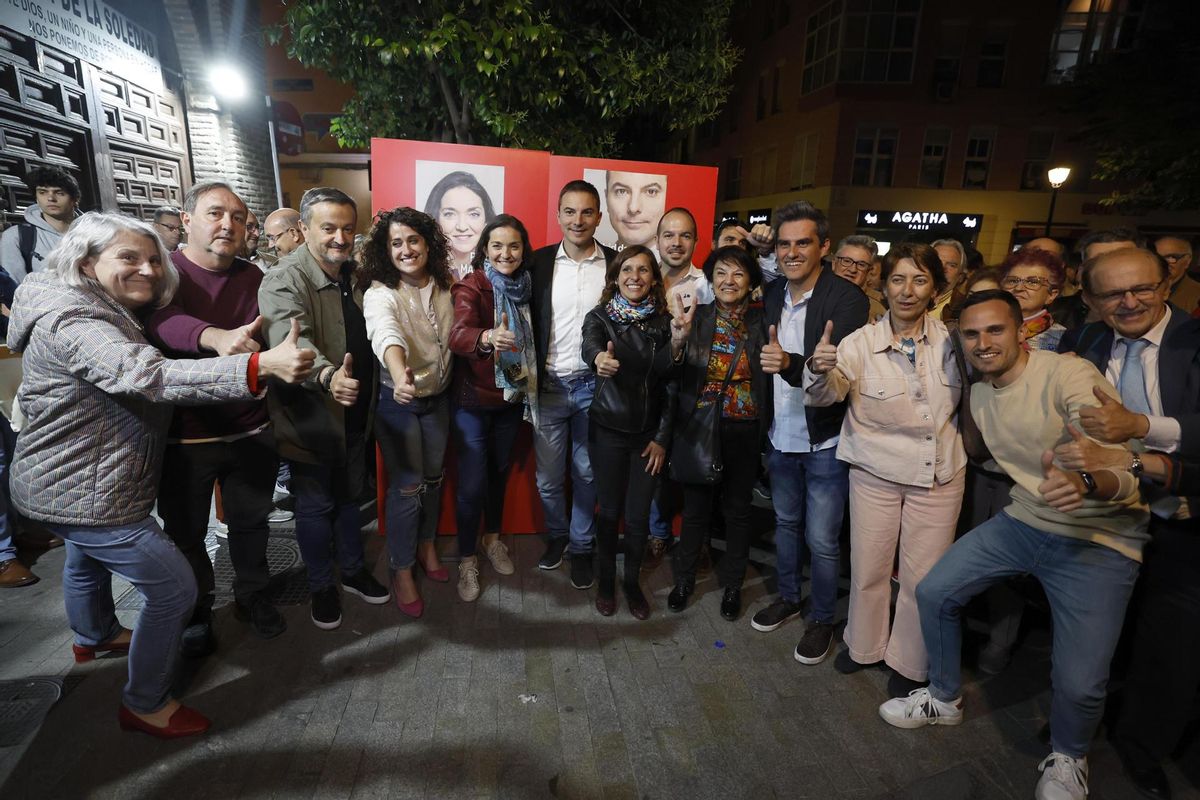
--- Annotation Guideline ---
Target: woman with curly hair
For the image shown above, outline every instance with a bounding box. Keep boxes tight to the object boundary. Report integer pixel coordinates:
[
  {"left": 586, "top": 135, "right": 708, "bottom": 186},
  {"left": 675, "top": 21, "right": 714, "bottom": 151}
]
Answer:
[
  {"left": 362, "top": 207, "right": 455, "bottom": 618},
  {"left": 581, "top": 245, "right": 674, "bottom": 619},
  {"left": 998, "top": 247, "right": 1068, "bottom": 352}
]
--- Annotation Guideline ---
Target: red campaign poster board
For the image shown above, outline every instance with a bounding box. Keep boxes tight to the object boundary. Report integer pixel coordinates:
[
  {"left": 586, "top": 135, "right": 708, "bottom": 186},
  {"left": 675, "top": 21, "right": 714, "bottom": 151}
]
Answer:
[
  {"left": 370, "top": 139, "right": 552, "bottom": 248},
  {"left": 546, "top": 155, "right": 719, "bottom": 263},
  {"left": 368, "top": 140, "right": 716, "bottom": 536}
]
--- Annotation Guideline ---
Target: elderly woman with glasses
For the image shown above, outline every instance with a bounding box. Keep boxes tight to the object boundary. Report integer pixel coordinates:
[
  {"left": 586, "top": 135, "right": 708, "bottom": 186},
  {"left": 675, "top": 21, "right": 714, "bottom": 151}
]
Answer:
[
  {"left": 999, "top": 247, "right": 1067, "bottom": 351},
  {"left": 831, "top": 235, "right": 885, "bottom": 322},
  {"left": 6, "top": 213, "right": 314, "bottom": 738}
]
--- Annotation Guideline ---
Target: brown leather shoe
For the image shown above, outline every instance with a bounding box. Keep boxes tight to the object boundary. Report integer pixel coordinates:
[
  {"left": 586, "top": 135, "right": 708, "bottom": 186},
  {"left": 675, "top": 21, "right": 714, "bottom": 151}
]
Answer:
[
  {"left": 641, "top": 537, "right": 668, "bottom": 572},
  {"left": 0, "top": 558, "right": 39, "bottom": 588}
]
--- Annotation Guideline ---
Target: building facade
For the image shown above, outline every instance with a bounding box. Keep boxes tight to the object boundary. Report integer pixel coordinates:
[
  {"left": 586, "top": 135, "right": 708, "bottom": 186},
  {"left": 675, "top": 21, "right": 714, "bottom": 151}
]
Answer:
[{"left": 690, "top": 0, "right": 1196, "bottom": 263}]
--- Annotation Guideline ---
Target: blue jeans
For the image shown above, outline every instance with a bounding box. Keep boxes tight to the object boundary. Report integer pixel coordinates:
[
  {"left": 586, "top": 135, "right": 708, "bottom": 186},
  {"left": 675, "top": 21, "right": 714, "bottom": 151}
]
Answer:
[
  {"left": 533, "top": 374, "right": 596, "bottom": 554},
  {"left": 916, "top": 511, "right": 1140, "bottom": 758},
  {"left": 375, "top": 390, "right": 449, "bottom": 571},
  {"left": 291, "top": 433, "right": 367, "bottom": 592},
  {"left": 47, "top": 518, "right": 197, "bottom": 714},
  {"left": 648, "top": 485, "right": 674, "bottom": 541},
  {"left": 767, "top": 445, "right": 848, "bottom": 622},
  {"left": 452, "top": 402, "right": 523, "bottom": 558}
]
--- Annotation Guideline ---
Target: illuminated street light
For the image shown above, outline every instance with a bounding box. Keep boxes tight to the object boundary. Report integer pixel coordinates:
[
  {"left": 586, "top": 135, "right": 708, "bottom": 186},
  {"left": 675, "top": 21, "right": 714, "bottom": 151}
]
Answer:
[
  {"left": 209, "top": 64, "right": 248, "bottom": 101},
  {"left": 1044, "top": 165, "right": 1071, "bottom": 235}
]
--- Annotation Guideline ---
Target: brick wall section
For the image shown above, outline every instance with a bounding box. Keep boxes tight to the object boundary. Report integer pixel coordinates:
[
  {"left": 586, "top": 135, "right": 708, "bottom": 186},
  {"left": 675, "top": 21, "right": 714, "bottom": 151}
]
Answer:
[{"left": 162, "top": 0, "right": 277, "bottom": 217}]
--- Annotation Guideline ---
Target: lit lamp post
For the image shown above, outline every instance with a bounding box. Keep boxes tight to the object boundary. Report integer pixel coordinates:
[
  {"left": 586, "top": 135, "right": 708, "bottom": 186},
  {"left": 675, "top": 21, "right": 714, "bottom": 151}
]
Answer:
[
  {"left": 207, "top": 64, "right": 285, "bottom": 209},
  {"left": 1044, "top": 166, "right": 1071, "bottom": 236}
]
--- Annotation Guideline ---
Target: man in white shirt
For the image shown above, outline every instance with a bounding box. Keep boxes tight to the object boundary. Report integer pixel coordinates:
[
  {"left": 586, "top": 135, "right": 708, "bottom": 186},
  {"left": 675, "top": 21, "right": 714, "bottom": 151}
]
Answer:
[{"left": 530, "top": 181, "right": 616, "bottom": 588}]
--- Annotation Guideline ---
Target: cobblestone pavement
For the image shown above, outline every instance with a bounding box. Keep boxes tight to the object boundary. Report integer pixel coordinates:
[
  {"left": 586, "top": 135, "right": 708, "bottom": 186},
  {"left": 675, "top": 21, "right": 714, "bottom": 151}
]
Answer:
[{"left": 1, "top": 520, "right": 1197, "bottom": 800}]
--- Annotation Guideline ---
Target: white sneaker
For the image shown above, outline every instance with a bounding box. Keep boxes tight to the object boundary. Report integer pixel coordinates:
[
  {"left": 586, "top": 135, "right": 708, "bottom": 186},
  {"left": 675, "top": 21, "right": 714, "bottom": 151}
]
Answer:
[
  {"left": 457, "top": 556, "right": 481, "bottom": 602},
  {"left": 273, "top": 482, "right": 290, "bottom": 502},
  {"left": 483, "top": 537, "right": 515, "bottom": 575},
  {"left": 267, "top": 508, "right": 294, "bottom": 523},
  {"left": 878, "top": 687, "right": 963, "bottom": 729},
  {"left": 1036, "top": 753, "right": 1088, "bottom": 800},
  {"left": 212, "top": 521, "right": 229, "bottom": 540}
]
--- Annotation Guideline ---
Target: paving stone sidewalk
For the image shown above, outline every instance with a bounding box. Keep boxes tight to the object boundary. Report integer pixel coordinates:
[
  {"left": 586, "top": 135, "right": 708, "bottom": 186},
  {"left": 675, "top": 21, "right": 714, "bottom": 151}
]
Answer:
[{"left": 1, "top": 523, "right": 1197, "bottom": 800}]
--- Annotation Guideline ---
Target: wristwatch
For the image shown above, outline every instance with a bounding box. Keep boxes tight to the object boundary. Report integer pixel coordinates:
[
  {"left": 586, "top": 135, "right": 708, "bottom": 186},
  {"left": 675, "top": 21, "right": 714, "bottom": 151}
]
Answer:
[
  {"left": 1077, "top": 470, "right": 1097, "bottom": 496},
  {"left": 1129, "top": 452, "right": 1144, "bottom": 479},
  {"left": 320, "top": 366, "right": 336, "bottom": 393}
]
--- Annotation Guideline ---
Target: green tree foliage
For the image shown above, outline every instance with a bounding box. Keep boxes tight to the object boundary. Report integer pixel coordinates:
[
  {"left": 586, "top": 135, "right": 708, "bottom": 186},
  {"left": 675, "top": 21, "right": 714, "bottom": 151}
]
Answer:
[
  {"left": 267, "top": 0, "right": 740, "bottom": 157},
  {"left": 1064, "top": 25, "right": 1200, "bottom": 211}
]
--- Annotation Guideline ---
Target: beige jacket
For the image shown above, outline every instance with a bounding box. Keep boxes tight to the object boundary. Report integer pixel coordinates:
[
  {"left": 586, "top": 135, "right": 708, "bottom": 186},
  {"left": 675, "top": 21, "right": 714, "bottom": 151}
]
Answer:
[{"left": 363, "top": 279, "right": 453, "bottom": 396}]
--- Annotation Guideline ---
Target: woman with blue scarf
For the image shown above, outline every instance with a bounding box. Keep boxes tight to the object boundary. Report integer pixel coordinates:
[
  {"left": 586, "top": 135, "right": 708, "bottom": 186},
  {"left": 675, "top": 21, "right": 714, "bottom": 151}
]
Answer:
[
  {"left": 448, "top": 214, "right": 537, "bottom": 602},
  {"left": 580, "top": 245, "right": 675, "bottom": 619}
]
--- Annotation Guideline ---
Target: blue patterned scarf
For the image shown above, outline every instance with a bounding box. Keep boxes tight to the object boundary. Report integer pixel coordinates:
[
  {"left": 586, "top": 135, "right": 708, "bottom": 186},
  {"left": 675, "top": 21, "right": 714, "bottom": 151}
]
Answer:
[
  {"left": 605, "top": 292, "right": 660, "bottom": 328},
  {"left": 484, "top": 260, "right": 533, "bottom": 393}
]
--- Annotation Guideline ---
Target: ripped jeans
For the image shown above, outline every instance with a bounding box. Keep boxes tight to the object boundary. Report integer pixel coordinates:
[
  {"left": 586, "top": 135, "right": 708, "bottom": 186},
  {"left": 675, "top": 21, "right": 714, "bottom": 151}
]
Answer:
[{"left": 375, "top": 387, "right": 450, "bottom": 571}]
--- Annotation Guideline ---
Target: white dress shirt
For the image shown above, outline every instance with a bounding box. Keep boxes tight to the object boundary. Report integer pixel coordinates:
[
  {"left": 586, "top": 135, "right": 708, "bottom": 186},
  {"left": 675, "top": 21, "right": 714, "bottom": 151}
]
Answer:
[
  {"left": 770, "top": 284, "right": 838, "bottom": 454},
  {"left": 545, "top": 242, "right": 607, "bottom": 378}
]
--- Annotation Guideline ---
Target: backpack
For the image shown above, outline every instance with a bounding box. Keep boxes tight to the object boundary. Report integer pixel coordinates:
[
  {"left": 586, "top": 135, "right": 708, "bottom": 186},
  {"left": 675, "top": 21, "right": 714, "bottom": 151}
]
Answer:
[{"left": 17, "top": 222, "right": 36, "bottom": 276}]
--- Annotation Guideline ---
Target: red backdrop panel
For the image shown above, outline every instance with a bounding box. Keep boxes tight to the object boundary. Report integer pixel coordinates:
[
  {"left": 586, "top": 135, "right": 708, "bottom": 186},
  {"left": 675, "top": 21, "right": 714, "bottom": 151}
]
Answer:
[{"left": 546, "top": 155, "right": 719, "bottom": 262}]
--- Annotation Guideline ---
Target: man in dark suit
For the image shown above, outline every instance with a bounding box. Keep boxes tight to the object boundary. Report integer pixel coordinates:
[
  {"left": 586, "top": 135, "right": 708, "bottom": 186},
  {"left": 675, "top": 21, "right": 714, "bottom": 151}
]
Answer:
[
  {"left": 753, "top": 200, "right": 869, "bottom": 665},
  {"left": 1054, "top": 247, "right": 1200, "bottom": 799},
  {"left": 529, "top": 180, "right": 617, "bottom": 588}
]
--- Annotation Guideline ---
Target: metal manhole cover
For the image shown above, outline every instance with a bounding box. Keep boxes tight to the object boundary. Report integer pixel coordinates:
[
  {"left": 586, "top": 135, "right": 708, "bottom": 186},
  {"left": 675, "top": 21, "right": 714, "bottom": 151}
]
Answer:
[
  {"left": 116, "top": 533, "right": 303, "bottom": 611},
  {"left": 0, "top": 678, "right": 63, "bottom": 746}
]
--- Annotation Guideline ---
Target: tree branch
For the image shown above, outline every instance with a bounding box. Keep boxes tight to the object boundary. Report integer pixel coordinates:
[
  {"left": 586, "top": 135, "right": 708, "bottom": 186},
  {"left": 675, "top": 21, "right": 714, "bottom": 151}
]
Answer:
[{"left": 431, "top": 63, "right": 469, "bottom": 143}]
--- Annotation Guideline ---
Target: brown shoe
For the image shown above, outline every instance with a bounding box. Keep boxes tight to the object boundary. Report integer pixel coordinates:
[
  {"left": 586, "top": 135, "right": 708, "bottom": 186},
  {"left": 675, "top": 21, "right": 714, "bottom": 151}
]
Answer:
[
  {"left": 642, "top": 537, "right": 668, "bottom": 572},
  {"left": 0, "top": 558, "right": 38, "bottom": 588}
]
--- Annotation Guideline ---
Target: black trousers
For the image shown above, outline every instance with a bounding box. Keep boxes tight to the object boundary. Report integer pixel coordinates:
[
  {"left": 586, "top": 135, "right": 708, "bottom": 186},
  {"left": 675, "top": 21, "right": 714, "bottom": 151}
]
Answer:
[
  {"left": 589, "top": 422, "right": 658, "bottom": 593},
  {"left": 1115, "top": 515, "right": 1200, "bottom": 767},
  {"left": 157, "top": 430, "right": 277, "bottom": 607},
  {"left": 673, "top": 419, "right": 758, "bottom": 590}
]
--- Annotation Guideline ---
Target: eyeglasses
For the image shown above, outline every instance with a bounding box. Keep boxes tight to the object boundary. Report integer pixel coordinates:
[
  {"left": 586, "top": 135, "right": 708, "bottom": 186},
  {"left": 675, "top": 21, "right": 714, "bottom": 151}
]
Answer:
[
  {"left": 247, "top": 222, "right": 262, "bottom": 232},
  {"left": 266, "top": 227, "right": 297, "bottom": 246},
  {"left": 155, "top": 222, "right": 183, "bottom": 234},
  {"left": 1160, "top": 252, "right": 1192, "bottom": 263},
  {"left": 834, "top": 255, "right": 871, "bottom": 272},
  {"left": 1001, "top": 276, "right": 1056, "bottom": 289},
  {"left": 1091, "top": 280, "right": 1166, "bottom": 305}
]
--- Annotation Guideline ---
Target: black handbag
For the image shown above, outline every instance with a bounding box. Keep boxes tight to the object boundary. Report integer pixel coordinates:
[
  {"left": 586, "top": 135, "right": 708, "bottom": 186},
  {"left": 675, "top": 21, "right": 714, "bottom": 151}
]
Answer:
[{"left": 668, "top": 337, "right": 745, "bottom": 485}]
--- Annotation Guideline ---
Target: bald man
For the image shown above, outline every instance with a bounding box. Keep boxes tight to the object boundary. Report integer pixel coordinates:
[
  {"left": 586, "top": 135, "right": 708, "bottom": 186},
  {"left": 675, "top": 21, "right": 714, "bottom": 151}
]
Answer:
[
  {"left": 1024, "top": 237, "right": 1066, "bottom": 258},
  {"left": 264, "top": 208, "right": 305, "bottom": 258},
  {"left": 1155, "top": 235, "right": 1200, "bottom": 314}
]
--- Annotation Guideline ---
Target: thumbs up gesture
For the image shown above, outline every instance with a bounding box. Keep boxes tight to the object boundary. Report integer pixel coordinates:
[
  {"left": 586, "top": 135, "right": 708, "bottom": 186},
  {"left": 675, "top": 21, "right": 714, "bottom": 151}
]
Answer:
[
  {"left": 258, "top": 318, "right": 316, "bottom": 384},
  {"left": 807, "top": 320, "right": 838, "bottom": 375},
  {"left": 330, "top": 352, "right": 360, "bottom": 407},
  {"left": 1037, "top": 449, "right": 1086, "bottom": 512},
  {"left": 203, "top": 314, "right": 265, "bottom": 355},
  {"left": 595, "top": 340, "right": 621, "bottom": 377},
  {"left": 1052, "top": 422, "right": 1125, "bottom": 471},
  {"left": 760, "top": 324, "right": 790, "bottom": 374},
  {"left": 491, "top": 311, "right": 517, "bottom": 352},
  {"left": 1078, "top": 385, "right": 1150, "bottom": 444},
  {"left": 394, "top": 366, "right": 418, "bottom": 405}
]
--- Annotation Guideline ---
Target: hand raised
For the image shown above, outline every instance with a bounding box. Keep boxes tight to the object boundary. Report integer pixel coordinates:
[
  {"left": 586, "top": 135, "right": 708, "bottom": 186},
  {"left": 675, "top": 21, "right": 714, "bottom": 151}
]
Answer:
[
  {"left": 807, "top": 320, "right": 838, "bottom": 375},
  {"left": 595, "top": 340, "right": 621, "bottom": 377},
  {"left": 760, "top": 324, "right": 790, "bottom": 375},
  {"left": 258, "top": 318, "right": 316, "bottom": 384},
  {"left": 1078, "top": 385, "right": 1149, "bottom": 444},
  {"left": 330, "top": 352, "right": 360, "bottom": 407},
  {"left": 747, "top": 223, "right": 775, "bottom": 253},
  {"left": 491, "top": 311, "right": 517, "bottom": 352},
  {"left": 205, "top": 314, "right": 264, "bottom": 356},
  {"left": 393, "top": 367, "right": 417, "bottom": 405},
  {"left": 670, "top": 292, "right": 694, "bottom": 342},
  {"left": 1037, "top": 450, "right": 1086, "bottom": 512}
]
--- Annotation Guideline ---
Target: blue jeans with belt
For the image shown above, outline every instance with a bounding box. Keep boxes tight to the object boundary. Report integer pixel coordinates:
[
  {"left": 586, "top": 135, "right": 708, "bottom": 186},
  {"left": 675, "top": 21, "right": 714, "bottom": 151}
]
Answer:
[
  {"left": 916, "top": 511, "right": 1139, "bottom": 758},
  {"left": 533, "top": 373, "right": 596, "bottom": 554},
  {"left": 47, "top": 517, "right": 198, "bottom": 714}
]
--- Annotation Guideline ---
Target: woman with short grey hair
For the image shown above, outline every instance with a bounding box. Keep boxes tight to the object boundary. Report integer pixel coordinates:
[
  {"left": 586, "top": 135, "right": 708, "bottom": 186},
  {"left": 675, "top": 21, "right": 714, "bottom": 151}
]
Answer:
[{"left": 6, "top": 212, "right": 314, "bottom": 739}]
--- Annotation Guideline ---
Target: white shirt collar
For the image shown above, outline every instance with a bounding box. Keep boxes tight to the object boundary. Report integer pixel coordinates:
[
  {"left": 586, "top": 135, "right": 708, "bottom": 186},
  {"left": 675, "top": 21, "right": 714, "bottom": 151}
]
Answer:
[
  {"left": 1119, "top": 307, "right": 1172, "bottom": 348},
  {"left": 555, "top": 241, "right": 602, "bottom": 264}
]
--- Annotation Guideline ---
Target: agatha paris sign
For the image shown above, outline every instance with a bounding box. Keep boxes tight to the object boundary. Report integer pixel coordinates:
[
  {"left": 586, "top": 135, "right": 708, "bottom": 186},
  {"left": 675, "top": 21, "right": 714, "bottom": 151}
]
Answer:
[
  {"left": 859, "top": 210, "right": 982, "bottom": 232},
  {"left": 1, "top": 0, "right": 162, "bottom": 88}
]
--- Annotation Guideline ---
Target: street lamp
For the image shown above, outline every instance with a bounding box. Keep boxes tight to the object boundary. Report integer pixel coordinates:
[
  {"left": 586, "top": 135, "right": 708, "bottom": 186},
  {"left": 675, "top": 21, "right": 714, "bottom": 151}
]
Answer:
[
  {"left": 1044, "top": 166, "right": 1071, "bottom": 236},
  {"left": 205, "top": 63, "right": 284, "bottom": 209}
]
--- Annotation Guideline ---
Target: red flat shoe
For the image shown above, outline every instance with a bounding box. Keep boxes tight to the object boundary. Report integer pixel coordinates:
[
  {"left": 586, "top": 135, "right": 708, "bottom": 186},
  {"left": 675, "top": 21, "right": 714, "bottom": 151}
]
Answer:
[
  {"left": 418, "top": 561, "right": 449, "bottom": 583},
  {"left": 73, "top": 631, "right": 133, "bottom": 663},
  {"left": 119, "top": 704, "right": 210, "bottom": 739},
  {"left": 396, "top": 596, "right": 424, "bottom": 618}
]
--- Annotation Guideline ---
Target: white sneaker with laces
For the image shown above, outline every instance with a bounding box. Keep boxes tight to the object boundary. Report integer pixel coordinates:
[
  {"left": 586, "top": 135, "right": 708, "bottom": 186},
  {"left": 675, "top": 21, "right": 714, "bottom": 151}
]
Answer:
[
  {"left": 212, "top": 521, "right": 229, "bottom": 540},
  {"left": 458, "top": 556, "right": 481, "bottom": 602},
  {"left": 267, "top": 508, "right": 294, "bottom": 524},
  {"left": 484, "top": 538, "right": 515, "bottom": 576},
  {"left": 1036, "top": 753, "right": 1088, "bottom": 800},
  {"left": 878, "top": 687, "right": 963, "bottom": 729}
]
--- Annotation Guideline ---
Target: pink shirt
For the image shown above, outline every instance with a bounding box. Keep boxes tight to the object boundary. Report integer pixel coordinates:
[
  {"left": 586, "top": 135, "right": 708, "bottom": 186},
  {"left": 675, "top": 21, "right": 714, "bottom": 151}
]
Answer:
[{"left": 803, "top": 313, "right": 966, "bottom": 488}]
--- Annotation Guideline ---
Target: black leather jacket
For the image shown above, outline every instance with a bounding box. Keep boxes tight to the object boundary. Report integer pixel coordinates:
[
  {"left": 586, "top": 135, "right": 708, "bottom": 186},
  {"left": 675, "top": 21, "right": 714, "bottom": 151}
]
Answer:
[{"left": 581, "top": 306, "right": 676, "bottom": 445}]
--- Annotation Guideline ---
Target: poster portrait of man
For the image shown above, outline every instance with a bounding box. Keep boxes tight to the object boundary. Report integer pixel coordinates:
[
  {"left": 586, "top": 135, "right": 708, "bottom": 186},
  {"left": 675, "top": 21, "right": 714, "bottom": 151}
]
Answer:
[{"left": 584, "top": 168, "right": 668, "bottom": 250}]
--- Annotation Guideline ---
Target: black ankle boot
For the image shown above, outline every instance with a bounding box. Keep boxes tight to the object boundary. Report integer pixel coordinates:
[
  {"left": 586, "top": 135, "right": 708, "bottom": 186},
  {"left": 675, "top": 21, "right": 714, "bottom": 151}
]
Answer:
[{"left": 667, "top": 582, "right": 693, "bottom": 612}]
